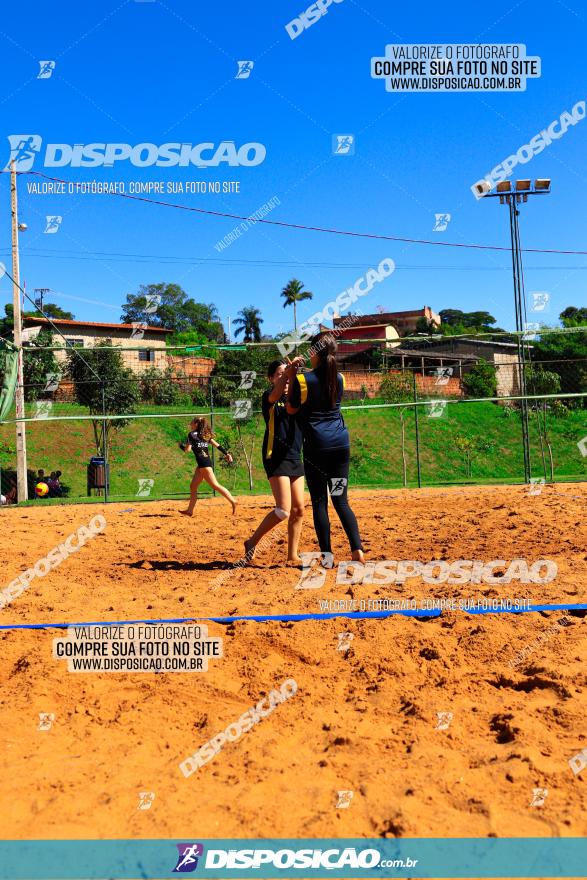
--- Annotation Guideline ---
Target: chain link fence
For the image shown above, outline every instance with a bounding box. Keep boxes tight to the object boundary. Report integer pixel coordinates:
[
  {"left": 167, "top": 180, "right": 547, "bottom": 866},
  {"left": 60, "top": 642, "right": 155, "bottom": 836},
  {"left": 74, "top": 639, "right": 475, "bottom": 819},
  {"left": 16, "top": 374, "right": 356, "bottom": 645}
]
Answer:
[{"left": 1, "top": 340, "right": 586, "bottom": 503}]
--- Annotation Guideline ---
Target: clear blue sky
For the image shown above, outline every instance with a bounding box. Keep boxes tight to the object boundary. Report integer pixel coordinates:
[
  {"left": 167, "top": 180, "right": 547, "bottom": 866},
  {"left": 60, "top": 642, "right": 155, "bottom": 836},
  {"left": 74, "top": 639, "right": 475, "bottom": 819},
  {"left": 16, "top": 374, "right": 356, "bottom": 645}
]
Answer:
[{"left": 0, "top": 0, "right": 585, "bottom": 337}]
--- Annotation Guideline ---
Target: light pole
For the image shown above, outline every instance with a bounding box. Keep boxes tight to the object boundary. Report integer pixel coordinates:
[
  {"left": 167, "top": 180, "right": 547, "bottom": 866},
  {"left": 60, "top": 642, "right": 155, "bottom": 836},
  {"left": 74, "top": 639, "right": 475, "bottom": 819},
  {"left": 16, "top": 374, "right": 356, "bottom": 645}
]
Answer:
[
  {"left": 475, "top": 178, "right": 551, "bottom": 483},
  {"left": 10, "top": 160, "right": 29, "bottom": 502}
]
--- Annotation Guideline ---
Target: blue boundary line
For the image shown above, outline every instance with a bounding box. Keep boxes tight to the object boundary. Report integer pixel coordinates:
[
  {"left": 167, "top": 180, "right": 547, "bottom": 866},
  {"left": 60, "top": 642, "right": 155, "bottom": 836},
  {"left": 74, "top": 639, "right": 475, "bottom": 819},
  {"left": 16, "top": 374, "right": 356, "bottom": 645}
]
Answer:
[{"left": 0, "top": 603, "right": 585, "bottom": 631}]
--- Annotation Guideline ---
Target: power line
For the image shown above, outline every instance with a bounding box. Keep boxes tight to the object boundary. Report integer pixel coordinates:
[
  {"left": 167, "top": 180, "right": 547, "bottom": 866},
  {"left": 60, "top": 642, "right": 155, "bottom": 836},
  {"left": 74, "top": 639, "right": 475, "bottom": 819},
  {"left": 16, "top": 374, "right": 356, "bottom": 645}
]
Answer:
[
  {"left": 0, "top": 247, "right": 586, "bottom": 271},
  {"left": 10, "top": 169, "right": 587, "bottom": 257}
]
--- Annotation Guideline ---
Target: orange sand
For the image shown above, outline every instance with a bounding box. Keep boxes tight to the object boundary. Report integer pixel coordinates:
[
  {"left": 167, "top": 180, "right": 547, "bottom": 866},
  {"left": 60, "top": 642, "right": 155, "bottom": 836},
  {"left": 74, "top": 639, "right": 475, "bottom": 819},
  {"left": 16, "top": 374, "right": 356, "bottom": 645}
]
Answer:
[{"left": 0, "top": 484, "right": 586, "bottom": 844}]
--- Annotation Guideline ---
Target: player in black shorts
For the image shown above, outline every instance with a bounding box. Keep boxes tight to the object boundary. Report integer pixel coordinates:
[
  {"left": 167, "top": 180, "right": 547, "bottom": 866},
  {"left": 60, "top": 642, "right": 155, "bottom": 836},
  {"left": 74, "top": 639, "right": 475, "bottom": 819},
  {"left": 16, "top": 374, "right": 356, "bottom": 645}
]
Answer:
[
  {"left": 244, "top": 359, "right": 305, "bottom": 563},
  {"left": 179, "top": 416, "right": 236, "bottom": 516},
  {"left": 287, "top": 334, "right": 364, "bottom": 562}
]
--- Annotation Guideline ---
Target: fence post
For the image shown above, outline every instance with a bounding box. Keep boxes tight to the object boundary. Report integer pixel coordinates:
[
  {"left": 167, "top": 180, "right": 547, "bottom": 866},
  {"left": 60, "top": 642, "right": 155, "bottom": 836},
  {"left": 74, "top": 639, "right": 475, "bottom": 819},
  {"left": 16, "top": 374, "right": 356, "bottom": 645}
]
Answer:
[
  {"left": 413, "top": 370, "right": 422, "bottom": 488},
  {"left": 209, "top": 375, "right": 216, "bottom": 496},
  {"left": 101, "top": 384, "right": 109, "bottom": 504}
]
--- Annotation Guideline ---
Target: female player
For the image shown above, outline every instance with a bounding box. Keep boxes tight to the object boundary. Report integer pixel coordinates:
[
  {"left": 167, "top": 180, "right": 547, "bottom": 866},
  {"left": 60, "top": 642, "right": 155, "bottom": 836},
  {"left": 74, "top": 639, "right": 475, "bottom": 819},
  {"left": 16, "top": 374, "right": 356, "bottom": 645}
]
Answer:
[
  {"left": 287, "top": 334, "right": 364, "bottom": 563},
  {"left": 180, "top": 416, "right": 236, "bottom": 516},
  {"left": 244, "top": 358, "right": 305, "bottom": 563}
]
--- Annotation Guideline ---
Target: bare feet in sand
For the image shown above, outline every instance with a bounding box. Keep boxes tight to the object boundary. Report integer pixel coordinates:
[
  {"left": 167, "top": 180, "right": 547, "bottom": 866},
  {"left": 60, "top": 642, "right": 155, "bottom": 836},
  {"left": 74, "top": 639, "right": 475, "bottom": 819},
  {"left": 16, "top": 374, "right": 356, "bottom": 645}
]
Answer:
[
  {"left": 179, "top": 509, "right": 194, "bottom": 517},
  {"left": 243, "top": 538, "right": 256, "bottom": 563},
  {"left": 351, "top": 548, "right": 365, "bottom": 563}
]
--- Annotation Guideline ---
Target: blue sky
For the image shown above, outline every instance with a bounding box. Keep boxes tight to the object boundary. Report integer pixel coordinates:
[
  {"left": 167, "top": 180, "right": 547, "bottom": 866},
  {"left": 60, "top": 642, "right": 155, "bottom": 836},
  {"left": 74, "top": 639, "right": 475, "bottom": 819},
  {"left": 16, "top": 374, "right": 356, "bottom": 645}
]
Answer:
[{"left": 0, "top": 0, "right": 585, "bottom": 338}]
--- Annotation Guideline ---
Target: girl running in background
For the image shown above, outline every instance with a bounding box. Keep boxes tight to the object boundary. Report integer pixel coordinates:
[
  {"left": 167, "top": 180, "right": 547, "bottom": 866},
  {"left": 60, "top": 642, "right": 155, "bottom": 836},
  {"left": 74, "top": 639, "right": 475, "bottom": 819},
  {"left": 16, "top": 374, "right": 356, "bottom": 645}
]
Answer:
[
  {"left": 244, "top": 358, "right": 305, "bottom": 564},
  {"left": 287, "top": 334, "right": 364, "bottom": 563},
  {"left": 179, "top": 416, "right": 236, "bottom": 517}
]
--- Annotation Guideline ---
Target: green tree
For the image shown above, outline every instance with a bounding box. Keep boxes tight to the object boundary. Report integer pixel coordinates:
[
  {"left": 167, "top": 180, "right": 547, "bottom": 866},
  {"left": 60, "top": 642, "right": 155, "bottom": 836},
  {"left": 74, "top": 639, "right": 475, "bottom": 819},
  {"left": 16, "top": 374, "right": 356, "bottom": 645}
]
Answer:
[
  {"left": 560, "top": 306, "right": 587, "bottom": 327},
  {"left": 281, "top": 279, "right": 313, "bottom": 333},
  {"left": 454, "top": 434, "right": 478, "bottom": 478},
  {"left": 0, "top": 304, "right": 14, "bottom": 338},
  {"left": 379, "top": 371, "right": 413, "bottom": 487},
  {"left": 525, "top": 365, "right": 561, "bottom": 398},
  {"left": 28, "top": 303, "right": 75, "bottom": 320},
  {"left": 233, "top": 306, "right": 264, "bottom": 343},
  {"left": 22, "top": 329, "right": 60, "bottom": 402},
  {"left": 532, "top": 327, "right": 587, "bottom": 402},
  {"left": 121, "top": 284, "right": 223, "bottom": 340},
  {"left": 66, "top": 340, "right": 140, "bottom": 456},
  {"left": 461, "top": 359, "right": 497, "bottom": 399}
]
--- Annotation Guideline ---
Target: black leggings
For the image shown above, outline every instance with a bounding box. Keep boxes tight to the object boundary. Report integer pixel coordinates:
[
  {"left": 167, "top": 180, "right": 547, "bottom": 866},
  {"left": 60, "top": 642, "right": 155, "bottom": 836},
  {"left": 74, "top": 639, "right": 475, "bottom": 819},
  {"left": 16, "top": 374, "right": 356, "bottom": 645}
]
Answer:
[{"left": 303, "top": 447, "right": 362, "bottom": 554}]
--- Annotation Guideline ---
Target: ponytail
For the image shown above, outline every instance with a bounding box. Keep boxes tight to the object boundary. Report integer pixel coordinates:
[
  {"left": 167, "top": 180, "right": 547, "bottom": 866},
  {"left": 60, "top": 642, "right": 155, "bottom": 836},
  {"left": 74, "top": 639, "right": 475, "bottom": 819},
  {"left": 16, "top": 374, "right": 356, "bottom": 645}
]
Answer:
[{"left": 310, "top": 333, "right": 339, "bottom": 407}]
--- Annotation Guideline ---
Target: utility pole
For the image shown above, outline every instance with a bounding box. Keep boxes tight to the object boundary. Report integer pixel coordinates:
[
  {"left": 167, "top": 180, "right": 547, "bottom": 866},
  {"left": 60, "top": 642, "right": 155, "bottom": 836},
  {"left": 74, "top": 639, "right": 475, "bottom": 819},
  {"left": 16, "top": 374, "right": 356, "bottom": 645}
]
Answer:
[
  {"left": 34, "top": 287, "right": 49, "bottom": 312},
  {"left": 10, "top": 161, "right": 28, "bottom": 502}
]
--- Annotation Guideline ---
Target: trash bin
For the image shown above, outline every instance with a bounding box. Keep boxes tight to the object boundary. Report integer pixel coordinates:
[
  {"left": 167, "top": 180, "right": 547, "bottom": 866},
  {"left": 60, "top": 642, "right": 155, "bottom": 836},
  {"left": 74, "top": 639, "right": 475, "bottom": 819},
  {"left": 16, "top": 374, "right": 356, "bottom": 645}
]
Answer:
[{"left": 87, "top": 456, "right": 109, "bottom": 495}]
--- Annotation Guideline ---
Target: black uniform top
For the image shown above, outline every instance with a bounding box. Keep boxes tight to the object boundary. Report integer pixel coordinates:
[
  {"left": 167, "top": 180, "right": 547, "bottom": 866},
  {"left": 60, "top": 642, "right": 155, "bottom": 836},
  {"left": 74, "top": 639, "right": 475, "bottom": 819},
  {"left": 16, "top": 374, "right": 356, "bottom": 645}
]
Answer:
[
  {"left": 290, "top": 366, "right": 349, "bottom": 451},
  {"left": 261, "top": 390, "right": 303, "bottom": 467},
  {"left": 187, "top": 430, "right": 213, "bottom": 468}
]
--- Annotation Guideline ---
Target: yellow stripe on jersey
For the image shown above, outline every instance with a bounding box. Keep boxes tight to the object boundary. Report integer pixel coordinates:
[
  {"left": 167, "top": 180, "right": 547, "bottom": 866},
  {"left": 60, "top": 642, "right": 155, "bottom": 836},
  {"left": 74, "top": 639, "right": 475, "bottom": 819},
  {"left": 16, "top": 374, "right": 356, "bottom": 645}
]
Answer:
[
  {"left": 340, "top": 372, "right": 345, "bottom": 389},
  {"left": 266, "top": 403, "right": 275, "bottom": 459},
  {"left": 298, "top": 373, "right": 308, "bottom": 405}
]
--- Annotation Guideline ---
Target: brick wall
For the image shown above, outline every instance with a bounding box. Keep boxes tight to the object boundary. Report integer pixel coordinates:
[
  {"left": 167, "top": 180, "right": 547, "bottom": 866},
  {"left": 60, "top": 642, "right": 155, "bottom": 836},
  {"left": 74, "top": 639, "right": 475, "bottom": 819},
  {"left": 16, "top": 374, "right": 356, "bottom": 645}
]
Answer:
[{"left": 341, "top": 370, "right": 463, "bottom": 398}]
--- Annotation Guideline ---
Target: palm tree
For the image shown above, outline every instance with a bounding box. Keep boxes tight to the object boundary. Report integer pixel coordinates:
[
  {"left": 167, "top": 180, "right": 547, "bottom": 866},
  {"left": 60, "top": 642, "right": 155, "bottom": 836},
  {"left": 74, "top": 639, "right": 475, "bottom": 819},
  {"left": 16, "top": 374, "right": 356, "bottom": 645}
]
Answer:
[
  {"left": 281, "top": 279, "right": 313, "bottom": 333},
  {"left": 233, "top": 306, "right": 263, "bottom": 343}
]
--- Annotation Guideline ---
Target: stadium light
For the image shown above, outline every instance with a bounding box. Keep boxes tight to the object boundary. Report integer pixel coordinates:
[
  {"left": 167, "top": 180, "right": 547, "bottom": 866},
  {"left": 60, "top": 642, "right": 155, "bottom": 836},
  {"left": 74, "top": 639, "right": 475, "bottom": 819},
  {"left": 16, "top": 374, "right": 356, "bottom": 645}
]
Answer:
[{"left": 476, "top": 177, "right": 552, "bottom": 484}]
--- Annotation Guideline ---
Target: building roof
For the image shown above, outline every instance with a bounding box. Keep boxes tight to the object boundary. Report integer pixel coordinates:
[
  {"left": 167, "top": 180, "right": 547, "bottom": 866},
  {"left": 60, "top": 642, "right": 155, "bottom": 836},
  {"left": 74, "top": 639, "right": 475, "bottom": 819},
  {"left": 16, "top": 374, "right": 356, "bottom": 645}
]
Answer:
[{"left": 24, "top": 317, "right": 173, "bottom": 333}]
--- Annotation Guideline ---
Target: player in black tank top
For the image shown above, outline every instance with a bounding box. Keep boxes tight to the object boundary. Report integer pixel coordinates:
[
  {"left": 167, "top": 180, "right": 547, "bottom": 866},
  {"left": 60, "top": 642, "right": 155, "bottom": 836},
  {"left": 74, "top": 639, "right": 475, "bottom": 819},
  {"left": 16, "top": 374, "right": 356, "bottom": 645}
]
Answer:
[
  {"left": 179, "top": 416, "right": 237, "bottom": 518},
  {"left": 287, "top": 334, "right": 364, "bottom": 561},
  {"left": 243, "top": 358, "right": 305, "bottom": 564}
]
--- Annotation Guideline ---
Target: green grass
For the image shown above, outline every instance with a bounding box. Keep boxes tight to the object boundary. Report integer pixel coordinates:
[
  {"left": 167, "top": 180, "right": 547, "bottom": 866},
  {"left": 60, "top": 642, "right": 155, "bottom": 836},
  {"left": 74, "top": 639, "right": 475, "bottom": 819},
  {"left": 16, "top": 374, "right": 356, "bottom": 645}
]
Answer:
[{"left": 1, "top": 401, "right": 585, "bottom": 503}]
